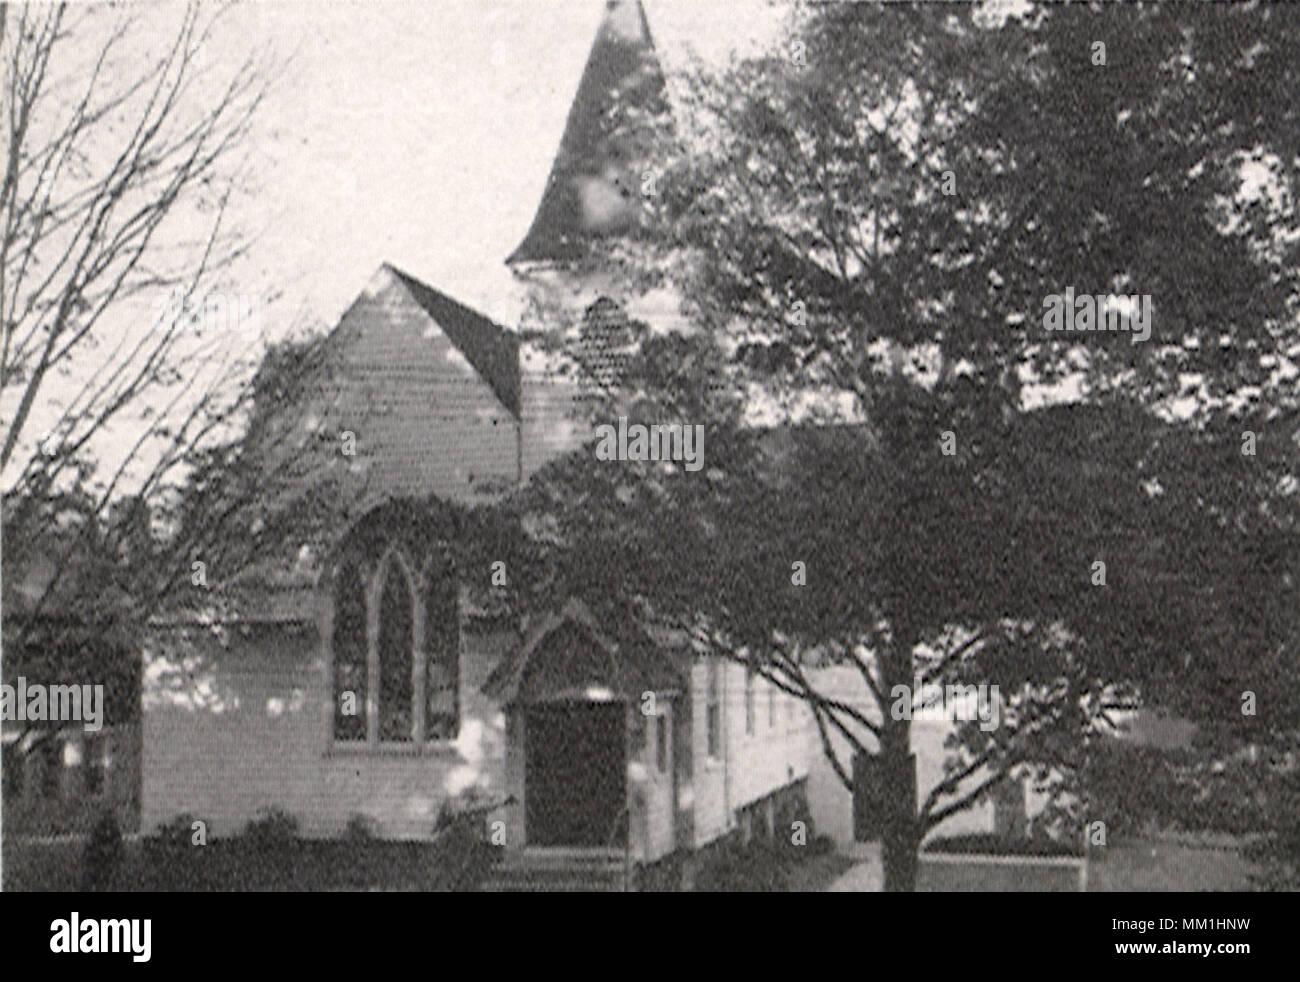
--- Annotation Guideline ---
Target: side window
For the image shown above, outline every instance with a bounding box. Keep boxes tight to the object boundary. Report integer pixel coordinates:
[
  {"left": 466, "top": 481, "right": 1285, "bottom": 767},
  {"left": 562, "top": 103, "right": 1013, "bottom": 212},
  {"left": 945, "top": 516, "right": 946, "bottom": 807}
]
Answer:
[
  {"left": 744, "top": 666, "right": 755, "bottom": 735},
  {"left": 706, "top": 660, "right": 721, "bottom": 759}
]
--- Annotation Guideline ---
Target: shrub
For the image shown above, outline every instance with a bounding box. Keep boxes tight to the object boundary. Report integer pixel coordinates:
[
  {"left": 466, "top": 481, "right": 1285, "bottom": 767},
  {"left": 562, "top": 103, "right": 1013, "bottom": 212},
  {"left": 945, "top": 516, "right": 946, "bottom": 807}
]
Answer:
[
  {"left": 1079, "top": 742, "right": 1278, "bottom": 837},
  {"left": 344, "top": 813, "right": 377, "bottom": 842},
  {"left": 144, "top": 813, "right": 206, "bottom": 890},
  {"left": 1185, "top": 760, "right": 1276, "bottom": 835},
  {"left": 81, "top": 812, "right": 125, "bottom": 891},
  {"left": 923, "top": 832, "right": 1083, "bottom": 858},
  {"left": 773, "top": 790, "right": 818, "bottom": 858},
  {"left": 433, "top": 799, "right": 461, "bottom": 834},
  {"left": 242, "top": 806, "right": 299, "bottom": 852},
  {"left": 774, "top": 809, "right": 821, "bottom": 861},
  {"left": 239, "top": 807, "right": 300, "bottom": 888},
  {"left": 429, "top": 793, "right": 503, "bottom": 890},
  {"left": 696, "top": 839, "right": 791, "bottom": 892},
  {"left": 1245, "top": 771, "right": 1300, "bottom": 890},
  {"left": 435, "top": 813, "right": 495, "bottom": 890},
  {"left": 808, "top": 833, "right": 836, "bottom": 856},
  {"left": 150, "top": 812, "right": 203, "bottom": 851}
]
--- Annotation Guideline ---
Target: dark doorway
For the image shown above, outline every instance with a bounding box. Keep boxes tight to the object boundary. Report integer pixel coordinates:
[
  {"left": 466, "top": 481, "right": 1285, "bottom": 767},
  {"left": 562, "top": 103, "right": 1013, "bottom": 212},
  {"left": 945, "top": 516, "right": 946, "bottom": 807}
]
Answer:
[{"left": 525, "top": 702, "right": 626, "bottom": 847}]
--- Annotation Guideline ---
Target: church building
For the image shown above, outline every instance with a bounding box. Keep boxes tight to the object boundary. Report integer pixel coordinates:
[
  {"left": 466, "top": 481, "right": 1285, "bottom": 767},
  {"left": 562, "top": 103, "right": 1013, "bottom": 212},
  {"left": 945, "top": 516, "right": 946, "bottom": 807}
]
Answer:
[{"left": 140, "top": 0, "right": 813, "bottom": 889}]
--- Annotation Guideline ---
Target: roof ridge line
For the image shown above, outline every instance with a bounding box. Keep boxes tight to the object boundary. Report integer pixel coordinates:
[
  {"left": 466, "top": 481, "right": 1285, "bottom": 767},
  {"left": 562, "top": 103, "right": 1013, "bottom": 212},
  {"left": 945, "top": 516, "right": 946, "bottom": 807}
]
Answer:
[{"left": 382, "top": 263, "right": 522, "bottom": 420}]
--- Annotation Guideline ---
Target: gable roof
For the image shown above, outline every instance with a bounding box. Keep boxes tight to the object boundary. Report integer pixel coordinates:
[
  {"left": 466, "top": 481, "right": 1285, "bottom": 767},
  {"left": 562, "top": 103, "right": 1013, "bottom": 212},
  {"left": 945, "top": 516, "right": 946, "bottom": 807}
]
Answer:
[
  {"left": 483, "top": 597, "right": 684, "bottom": 704},
  {"left": 506, "top": 0, "right": 670, "bottom": 266},
  {"left": 384, "top": 264, "right": 521, "bottom": 418}
]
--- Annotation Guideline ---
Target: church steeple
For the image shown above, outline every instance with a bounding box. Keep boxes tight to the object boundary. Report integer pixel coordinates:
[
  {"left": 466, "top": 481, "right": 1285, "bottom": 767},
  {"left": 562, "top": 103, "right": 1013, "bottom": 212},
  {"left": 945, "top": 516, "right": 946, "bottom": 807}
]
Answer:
[{"left": 506, "top": 0, "right": 669, "bottom": 267}]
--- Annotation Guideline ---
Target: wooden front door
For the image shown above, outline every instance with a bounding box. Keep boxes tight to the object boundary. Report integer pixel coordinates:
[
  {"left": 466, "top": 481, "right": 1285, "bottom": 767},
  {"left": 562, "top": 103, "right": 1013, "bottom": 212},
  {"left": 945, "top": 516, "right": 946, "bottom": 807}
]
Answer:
[{"left": 525, "top": 702, "right": 626, "bottom": 847}]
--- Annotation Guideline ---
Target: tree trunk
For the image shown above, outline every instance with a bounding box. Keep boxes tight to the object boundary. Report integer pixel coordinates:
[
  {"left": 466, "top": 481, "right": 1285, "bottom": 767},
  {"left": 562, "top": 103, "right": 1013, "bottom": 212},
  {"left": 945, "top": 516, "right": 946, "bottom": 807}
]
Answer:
[
  {"left": 879, "top": 717, "right": 919, "bottom": 892},
  {"left": 879, "top": 629, "right": 921, "bottom": 892}
]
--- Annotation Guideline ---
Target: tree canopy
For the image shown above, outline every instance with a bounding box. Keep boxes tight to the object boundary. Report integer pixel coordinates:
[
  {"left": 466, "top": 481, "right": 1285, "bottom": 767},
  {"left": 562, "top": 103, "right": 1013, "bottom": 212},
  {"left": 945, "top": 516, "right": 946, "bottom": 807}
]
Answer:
[{"left": 493, "top": 0, "right": 1300, "bottom": 888}]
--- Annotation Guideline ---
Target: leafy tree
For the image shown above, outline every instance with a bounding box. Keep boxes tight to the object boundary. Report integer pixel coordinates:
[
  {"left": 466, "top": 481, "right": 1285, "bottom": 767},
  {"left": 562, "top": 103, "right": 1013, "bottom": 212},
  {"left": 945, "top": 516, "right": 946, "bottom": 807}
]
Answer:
[{"left": 499, "top": 1, "right": 1300, "bottom": 889}]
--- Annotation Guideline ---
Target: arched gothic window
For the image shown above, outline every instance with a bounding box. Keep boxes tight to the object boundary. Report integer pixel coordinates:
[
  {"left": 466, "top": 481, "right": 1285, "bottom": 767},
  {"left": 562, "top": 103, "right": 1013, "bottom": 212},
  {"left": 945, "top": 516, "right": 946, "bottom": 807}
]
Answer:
[{"left": 332, "top": 544, "right": 460, "bottom": 746}]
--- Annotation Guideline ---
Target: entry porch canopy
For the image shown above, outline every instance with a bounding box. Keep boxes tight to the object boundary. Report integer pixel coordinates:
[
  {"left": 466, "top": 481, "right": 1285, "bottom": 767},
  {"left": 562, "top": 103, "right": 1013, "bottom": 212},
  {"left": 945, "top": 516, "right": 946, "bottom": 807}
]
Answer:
[{"left": 484, "top": 598, "right": 685, "bottom": 706}]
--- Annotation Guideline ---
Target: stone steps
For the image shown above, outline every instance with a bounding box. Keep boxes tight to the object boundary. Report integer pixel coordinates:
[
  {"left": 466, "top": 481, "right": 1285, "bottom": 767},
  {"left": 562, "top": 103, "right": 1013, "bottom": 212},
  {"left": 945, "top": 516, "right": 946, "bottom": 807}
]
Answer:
[{"left": 481, "top": 848, "right": 629, "bottom": 892}]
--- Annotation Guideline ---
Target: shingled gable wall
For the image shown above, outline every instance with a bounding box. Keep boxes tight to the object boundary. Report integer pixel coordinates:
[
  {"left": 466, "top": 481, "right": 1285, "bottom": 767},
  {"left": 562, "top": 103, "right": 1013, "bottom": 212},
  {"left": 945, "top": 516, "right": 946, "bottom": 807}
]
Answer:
[{"left": 309, "top": 263, "right": 521, "bottom": 512}]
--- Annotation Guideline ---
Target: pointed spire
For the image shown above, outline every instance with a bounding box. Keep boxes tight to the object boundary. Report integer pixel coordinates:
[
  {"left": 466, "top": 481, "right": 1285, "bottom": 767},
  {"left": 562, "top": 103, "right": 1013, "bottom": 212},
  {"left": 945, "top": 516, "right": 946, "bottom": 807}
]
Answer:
[{"left": 506, "top": 0, "right": 670, "bottom": 267}]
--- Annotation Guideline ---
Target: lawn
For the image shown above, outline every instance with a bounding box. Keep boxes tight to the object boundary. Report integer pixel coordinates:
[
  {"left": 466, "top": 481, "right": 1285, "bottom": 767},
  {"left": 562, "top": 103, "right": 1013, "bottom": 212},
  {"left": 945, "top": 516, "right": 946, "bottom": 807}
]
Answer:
[
  {"left": 918, "top": 857, "right": 1082, "bottom": 892},
  {"left": 1085, "top": 837, "right": 1260, "bottom": 892},
  {"left": 910, "top": 836, "right": 1261, "bottom": 891},
  {"left": 917, "top": 831, "right": 1086, "bottom": 891},
  {"left": 691, "top": 837, "right": 855, "bottom": 892}
]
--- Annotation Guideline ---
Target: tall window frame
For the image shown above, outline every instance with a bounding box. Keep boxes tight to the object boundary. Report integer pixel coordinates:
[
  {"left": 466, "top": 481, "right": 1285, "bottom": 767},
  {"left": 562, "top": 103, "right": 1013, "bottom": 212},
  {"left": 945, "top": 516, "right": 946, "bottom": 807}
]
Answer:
[
  {"left": 744, "top": 665, "right": 755, "bottom": 735},
  {"left": 331, "top": 541, "right": 461, "bottom": 750},
  {"left": 706, "top": 658, "right": 721, "bottom": 760}
]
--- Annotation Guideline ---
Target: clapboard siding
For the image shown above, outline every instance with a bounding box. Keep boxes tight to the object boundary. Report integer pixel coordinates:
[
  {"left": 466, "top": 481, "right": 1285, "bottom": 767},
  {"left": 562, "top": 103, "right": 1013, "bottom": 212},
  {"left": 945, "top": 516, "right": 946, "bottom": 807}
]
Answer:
[
  {"left": 690, "top": 657, "right": 812, "bottom": 849},
  {"left": 142, "top": 622, "right": 512, "bottom": 839}
]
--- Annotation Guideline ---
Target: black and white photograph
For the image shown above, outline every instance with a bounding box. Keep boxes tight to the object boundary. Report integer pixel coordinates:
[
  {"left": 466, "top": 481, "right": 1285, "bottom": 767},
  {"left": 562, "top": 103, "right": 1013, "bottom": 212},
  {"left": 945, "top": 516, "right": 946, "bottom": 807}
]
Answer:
[{"left": 0, "top": 0, "right": 1296, "bottom": 951}]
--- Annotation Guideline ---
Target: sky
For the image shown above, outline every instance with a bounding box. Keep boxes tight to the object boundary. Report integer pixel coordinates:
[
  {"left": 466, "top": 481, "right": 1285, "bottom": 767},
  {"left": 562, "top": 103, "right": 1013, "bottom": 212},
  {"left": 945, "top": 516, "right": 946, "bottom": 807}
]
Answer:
[
  {"left": 212, "top": 0, "right": 787, "bottom": 331},
  {"left": 225, "top": 0, "right": 1028, "bottom": 331}
]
